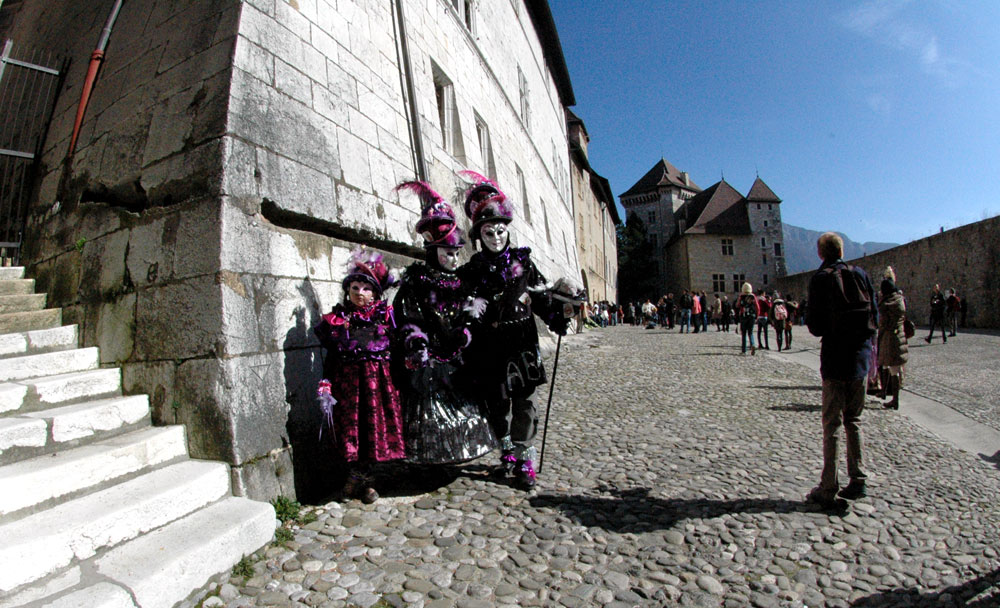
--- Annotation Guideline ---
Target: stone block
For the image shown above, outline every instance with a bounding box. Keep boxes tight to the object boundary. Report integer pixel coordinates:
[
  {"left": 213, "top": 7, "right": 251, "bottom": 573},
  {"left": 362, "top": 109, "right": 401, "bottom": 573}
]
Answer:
[
  {"left": 316, "top": 3, "right": 349, "bottom": 38},
  {"left": 219, "top": 351, "right": 292, "bottom": 463},
  {"left": 96, "top": 293, "right": 136, "bottom": 366},
  {"left": 220, "top": 275, "right": 325, "bottom": 356},
  {"left": 274, "top": 58, "right": 312, "bottom": 103},
  {"left": 134, "top": 275, "right": 221, "bottom": 360},
  {"left": 36, "top": 583, "right": 136, "bottom": 608},
  {"left": 172, "top": 358, "right": 231, "bottom": 462},
  {"left": 139, "top": 140, "right": 224, "bottom": 207},
  {"left": 231, "top": 445, "right": 296, "bottom": 500},
  {"left": 312, "top": 81, "right": 349, "bottom": 126},
  {"left": 234, "top": 36, "right": 274, "bottom": 85},
  {"left": 255, "top": 148, "right": 336, "bottom": 222},
  {"left": 121, "top": 361, "right": 175, "bottom": 426},
  {"left": 275, "top": 0, "right": 311, "bottom": 37},
  {"left": 336, "top": 128, "right": 372, "bottom": 192},
  {"left": 220, "top": 137, "right": 260, "bottom": 199},
  {"left": 325, "top": 58, "right": 358, "bottom": 108},
  {"left": 298, "top": 39, "right": 327, "bottom": 84}
]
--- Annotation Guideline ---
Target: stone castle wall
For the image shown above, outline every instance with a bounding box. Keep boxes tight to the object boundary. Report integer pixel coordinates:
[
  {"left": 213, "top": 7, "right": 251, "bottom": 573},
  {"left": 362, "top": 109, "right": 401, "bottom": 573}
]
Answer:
[{"left": 776, "top": 217, "right": 1000, "bottom": 328}]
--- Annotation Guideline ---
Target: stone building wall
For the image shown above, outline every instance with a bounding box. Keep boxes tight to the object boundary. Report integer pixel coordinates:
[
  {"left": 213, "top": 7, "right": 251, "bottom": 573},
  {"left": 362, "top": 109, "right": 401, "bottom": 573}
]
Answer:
[
  {"left": 775, "top": 216, "right": 1000, "bottom": 328},
  {"left": 12, "top": 0, "right": 582, "bottom": 500},
  {"left": 683, "top": 234, "right": 760, "bottom": 296}
]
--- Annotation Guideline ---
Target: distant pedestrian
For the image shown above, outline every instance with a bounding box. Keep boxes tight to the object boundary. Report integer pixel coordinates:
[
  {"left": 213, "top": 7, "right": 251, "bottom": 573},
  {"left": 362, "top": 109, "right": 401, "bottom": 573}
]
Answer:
[
  {"left": 756, "top": 290, "right": 771, "bottom": 350},
  {"left": 946, "top": 289, "right": 960, "bottom": 337},
  {"left": 680, "top": 290, "right": 693, "bottom": 333},
  {"left": 925, "top": 285, "right": 947, "bottom": 344},
  {"left": 691, "top": 291, "right": 702, "bottom": 333},
  {"left": 737, "top": 283, "right": 759, "bottom": 355},
  {"left": 721, "top": 295, "right": 732, "bottom": 333},
  {"left": 805, "top": 232, "right": 877, "bottom": 510},
  {"left": 877, "top": 267, "right": 908, "bottom": 410},
  {"left": 770, "top": 292, "right": 788, "bottom": 352},
  {"left": 712, "top": 294, "right": 723, "bottom": 331}
]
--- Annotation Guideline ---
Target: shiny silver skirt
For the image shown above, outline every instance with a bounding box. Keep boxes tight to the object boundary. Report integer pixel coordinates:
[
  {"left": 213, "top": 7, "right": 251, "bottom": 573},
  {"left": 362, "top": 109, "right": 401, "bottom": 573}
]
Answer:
[{"left": 402, "top": 362, "right": 498, "bottom": 464}]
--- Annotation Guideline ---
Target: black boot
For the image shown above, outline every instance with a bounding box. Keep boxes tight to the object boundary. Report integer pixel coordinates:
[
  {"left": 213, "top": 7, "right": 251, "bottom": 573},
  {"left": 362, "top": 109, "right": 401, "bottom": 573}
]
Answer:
[
  {"left": 492, "top": 450, "right": 516, "bottom": 480},
  {"left": 887, "top": 375, "right": 900, "bottom": 410},
  {"left": 513, "top": 458, "right": 536, "bottom": 490}
]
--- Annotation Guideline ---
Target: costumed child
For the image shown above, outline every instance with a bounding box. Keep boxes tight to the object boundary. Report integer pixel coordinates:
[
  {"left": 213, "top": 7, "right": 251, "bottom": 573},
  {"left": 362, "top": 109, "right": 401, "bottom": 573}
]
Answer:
[
  {"left": 391, "top": 181, "right": 498, "bottom": 463},
  {"left": 314, "top": 248, "right": 405, "bottom": 503},
  {"left": 457, "top": 171, "right": 581, "bottom": 490}
]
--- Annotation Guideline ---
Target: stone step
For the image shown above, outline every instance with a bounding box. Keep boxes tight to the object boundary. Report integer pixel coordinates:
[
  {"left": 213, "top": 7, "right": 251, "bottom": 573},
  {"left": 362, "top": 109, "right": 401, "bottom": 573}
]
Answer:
[
  {"left": 0, "top": 396, "right": 151, "bottom": 465},
  {"left": 92, "top": 497, "right": 275, "bottom": 608},
  {"left": 0, "top": 293, "right": 46, "bottom": 314},
  {"left": 0, "top": 267, "right": 24, "bottom": 280},
  {"left": 0, "top": 460, "right": 230, "bottom": 595},
  {"left": 35, "top": 582, "right": 135, "bottom": 608},
  {"left": 0, "top": 324, "right": 78, "bottom": 359},
  {"left": 0, "top": 425, "right": 187, "bottom": 519},
  {"left": 0, "top": 347, "right": 99, "bottom": 383},
  {"left": 0, "top": 308, "right": 63, "bottom": 335},
  {"left": 0, "top": 368, "right": 122, "bottom": 415},
  {"left": 0, "top": 279, "right": 34, "bottom": 295}
]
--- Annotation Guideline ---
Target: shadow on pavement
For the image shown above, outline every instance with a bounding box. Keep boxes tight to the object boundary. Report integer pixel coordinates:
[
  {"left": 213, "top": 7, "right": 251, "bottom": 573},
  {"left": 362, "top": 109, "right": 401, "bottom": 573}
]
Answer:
[
  {"left": 980, "top": 450, "right": 1000, "bottom": 471},
  {"left": 850, "top": 566, "right": 1000, "bottom": 607},
  {"left": 529, "top": 486, "right": 806, "bottom": 532},
  {"left": 753, "top": 385, "right": 823, "bottom": 391},
  {"left": 769, "top": 403, "right": 821, "bottom": 412}
]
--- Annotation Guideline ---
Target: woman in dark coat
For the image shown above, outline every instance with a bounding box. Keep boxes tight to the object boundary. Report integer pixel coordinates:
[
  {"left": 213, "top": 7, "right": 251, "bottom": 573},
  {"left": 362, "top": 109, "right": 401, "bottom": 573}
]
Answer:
[
  {"left": 877, "top": 267, "right": 909, "bottom": 409},
  {"left": 392, "top": 181, "right": 497, "bottom": 464}
]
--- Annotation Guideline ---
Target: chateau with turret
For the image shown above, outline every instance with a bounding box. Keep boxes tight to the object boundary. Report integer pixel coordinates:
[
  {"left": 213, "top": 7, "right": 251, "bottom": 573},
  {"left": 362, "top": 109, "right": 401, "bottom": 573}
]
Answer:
[{"left": 621, "top": 159, "right": 786, "bottom": 296}]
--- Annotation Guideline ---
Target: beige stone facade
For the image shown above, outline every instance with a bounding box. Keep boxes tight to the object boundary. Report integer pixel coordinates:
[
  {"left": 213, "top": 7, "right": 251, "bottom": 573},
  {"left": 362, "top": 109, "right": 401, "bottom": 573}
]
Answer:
[{"left": 568, "top": 112, "right": 618, "bottom": 303}]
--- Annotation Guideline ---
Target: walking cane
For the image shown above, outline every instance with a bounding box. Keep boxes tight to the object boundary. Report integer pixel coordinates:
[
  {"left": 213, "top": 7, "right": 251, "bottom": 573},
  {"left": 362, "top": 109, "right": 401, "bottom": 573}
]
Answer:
[{"left": 537, "top": 333, "right": 562, "bottom": 474}]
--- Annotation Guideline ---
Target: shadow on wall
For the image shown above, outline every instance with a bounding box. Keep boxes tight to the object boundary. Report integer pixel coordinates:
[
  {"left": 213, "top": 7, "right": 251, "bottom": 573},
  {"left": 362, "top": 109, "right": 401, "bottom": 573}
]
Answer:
[{"left": 284, "top": 280, "right": 343, "bottom": 504}]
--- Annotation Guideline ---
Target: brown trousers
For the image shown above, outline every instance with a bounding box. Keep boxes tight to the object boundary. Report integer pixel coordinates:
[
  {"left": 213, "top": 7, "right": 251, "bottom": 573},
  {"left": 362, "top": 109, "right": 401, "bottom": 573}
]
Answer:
[{"left": 820, "top": 378, "right": 867, "bottom": 492}]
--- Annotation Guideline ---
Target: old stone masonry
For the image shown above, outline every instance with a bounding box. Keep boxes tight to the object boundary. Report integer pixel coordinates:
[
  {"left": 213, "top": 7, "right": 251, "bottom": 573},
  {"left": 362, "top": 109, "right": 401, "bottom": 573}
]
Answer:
[{"left": 186, "top": 328, "right": 1000, "bottom": 608}]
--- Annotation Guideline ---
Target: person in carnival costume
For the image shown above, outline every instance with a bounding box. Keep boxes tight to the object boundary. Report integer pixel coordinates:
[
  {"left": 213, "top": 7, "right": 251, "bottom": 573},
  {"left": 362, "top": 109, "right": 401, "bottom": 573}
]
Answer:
[
  {"left": 457, "top": 171, "right": 580, "bottom": 490},
  {"left": 314, "top": 248, "right": 405, "bottom": 503},
  {"left": 392, "top": 181, "right": 498, "bottom": 463}
]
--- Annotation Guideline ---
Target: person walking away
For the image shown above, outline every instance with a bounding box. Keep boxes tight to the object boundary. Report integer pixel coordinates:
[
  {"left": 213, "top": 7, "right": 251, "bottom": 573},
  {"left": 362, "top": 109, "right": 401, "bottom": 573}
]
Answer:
[
  {"left": 756, "top": 290, "right": 771, "bottom": 349},
  {"left": 784, "top": 297, "right": 797, "bottom": 349},
  {"left": 664, "top": 293, "right": 676, "bottom": 329},
  {"left": 712, "top": 294, "right": 723, "bottom": 331},
  {"left": 946, "top": 289, "right": 960, "bottom": 337},
  {"left": 770, "top": 292, "right": 788, "bottom": 351},
  {"left": 925, "top": 284, "right": 947, "bottom": 343},
  {"left": 721, "top": 295, "right": 732, "bottom": 333},
  {"left": 680, "top": 290, "right": 693, "bottom": 333},
  {"left": 805, "top": 232, "right": 878, "bottom": 510},
  {"left": 700, "top": 291, "right": 710, "bottom": 332},
  {"left": 737, "top": 283, "right": 759, "bottom": 355},
  {"left": 877, "top": 267, "right": 908, "bottom": 410},
  {"left": 691, "top": 291, "right": 702, "bottom": 333}
]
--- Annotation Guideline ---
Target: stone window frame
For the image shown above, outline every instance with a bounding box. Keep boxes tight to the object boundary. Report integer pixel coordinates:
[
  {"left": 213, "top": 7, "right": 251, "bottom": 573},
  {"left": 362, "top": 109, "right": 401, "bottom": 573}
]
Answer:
[
  {"left": 517, "top": 65, "right": 530, "bottom": 129},
  {"left": 516, "top": 164, "right": 531, "bottom": 224},
  {"left": 474, "top": 112, "right": 496, "bottom": 180},
  {"left": 712, "top": 273, "right": 726, "bottom": 293},
  {"left": 763, "top": 273, "right": 769, "bottom": 286},
  {"left": 774, "top": 242, "right": 782, "bottom": 257},
  {"left": 732, "top": 273, "right": 745, "bottom": 293},
  {"left": 721, "top": 238, "right": 734, "bottom": 256},
  {"left": 760, "top": 237, "right": 766, "bottom": 248},
  {"left": 647, "top": 210, "right": 655, "bottom": 224},
  {"left": 431, "top": 60, "right": 464, "bottom": 160}
]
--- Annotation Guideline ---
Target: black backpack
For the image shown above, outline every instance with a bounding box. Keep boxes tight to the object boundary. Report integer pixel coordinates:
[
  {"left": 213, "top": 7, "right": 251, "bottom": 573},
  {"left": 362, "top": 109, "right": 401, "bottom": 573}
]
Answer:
[
  {"left": 740, "top": 295, "right": 757, "bottom": 322},
  {"left": 821, "top": 264, "right": 877, "bottom": 341}
]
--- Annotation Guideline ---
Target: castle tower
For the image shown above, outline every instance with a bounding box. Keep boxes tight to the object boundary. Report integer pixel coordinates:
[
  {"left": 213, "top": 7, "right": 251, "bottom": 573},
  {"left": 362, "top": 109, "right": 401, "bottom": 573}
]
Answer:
[{"left": 745, "top": 177, "right": 786, "bottom": 286}]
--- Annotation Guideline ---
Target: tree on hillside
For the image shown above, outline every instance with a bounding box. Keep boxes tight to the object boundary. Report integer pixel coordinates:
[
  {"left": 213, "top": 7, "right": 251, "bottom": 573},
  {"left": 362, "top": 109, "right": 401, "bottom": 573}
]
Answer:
[{"left": 617, "top": 213, "right": 658, "bottom": 305}]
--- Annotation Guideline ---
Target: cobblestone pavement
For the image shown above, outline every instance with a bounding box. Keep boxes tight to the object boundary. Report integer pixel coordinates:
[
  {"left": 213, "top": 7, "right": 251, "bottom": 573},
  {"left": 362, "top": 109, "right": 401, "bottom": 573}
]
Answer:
[{"left": 185, "top": 325, "right": 1000, "bottom": 608}]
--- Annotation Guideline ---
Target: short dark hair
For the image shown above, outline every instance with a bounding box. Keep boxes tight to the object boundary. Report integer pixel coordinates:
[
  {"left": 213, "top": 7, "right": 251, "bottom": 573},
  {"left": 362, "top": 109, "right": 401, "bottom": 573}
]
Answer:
[{"left": 817, "top": 232, "right": 843, "bottom": 260}]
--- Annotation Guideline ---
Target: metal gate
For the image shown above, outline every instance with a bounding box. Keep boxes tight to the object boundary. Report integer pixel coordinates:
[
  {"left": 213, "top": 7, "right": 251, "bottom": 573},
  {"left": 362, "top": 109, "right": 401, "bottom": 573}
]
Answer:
[{"left": 0, "top": 38, "right": 65, "bottom": 266}]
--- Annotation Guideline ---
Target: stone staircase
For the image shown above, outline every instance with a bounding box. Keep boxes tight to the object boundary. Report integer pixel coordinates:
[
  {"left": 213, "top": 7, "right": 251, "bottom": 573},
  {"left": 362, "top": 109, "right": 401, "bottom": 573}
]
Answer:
[{"left": 0, "top": 267, "right": 276, "bottom": 608}]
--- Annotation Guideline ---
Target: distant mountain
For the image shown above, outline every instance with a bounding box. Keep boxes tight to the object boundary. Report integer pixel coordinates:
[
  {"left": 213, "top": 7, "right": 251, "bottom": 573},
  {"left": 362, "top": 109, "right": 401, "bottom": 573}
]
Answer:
[{"left": 782, "top": 224, "right": 898, "bottom": 275}]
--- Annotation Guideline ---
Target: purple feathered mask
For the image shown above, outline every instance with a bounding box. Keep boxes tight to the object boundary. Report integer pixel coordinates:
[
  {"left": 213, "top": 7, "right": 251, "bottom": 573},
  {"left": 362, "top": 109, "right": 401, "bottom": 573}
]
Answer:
[
  {"left": 459, "top": 170, "right": 514, "bottom": 235},
  {"left": 342, "top": 246, "right": 398, "bottom": 296}
]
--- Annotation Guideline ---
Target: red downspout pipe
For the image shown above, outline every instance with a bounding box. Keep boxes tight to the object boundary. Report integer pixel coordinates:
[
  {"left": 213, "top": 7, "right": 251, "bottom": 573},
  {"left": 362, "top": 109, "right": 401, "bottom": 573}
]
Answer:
[{"left": 67, "top": 0, "right": 123, "bottom": 157}]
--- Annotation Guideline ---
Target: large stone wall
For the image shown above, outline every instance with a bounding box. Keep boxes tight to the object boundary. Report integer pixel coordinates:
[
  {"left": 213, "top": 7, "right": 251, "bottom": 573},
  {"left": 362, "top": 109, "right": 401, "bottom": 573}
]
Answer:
[
  {"left": 775, "top": 217, "right": 1000, "bottom": 328},
  {"left": 10, "top": 0, "right": 583, "bottom": 502}
]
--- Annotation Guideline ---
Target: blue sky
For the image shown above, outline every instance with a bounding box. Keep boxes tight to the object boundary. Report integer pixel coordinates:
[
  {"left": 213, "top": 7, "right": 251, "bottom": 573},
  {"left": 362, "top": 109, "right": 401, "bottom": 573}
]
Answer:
[{"left": 548, "top": 1, "right": 1000, "bottom": 245}]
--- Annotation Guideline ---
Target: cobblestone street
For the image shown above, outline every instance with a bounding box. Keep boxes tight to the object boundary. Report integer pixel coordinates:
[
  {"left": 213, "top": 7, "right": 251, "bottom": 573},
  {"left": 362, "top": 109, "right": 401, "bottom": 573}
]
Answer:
[{"left": 194, "top": 325, "right": 1000, "bottom": 608}]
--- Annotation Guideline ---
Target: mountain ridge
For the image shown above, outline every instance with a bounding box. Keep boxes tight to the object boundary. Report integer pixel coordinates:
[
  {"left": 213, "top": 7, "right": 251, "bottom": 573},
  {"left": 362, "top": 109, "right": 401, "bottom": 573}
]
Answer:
[{"left": 782, "top": 224, "right": 898, "bottom": 275}]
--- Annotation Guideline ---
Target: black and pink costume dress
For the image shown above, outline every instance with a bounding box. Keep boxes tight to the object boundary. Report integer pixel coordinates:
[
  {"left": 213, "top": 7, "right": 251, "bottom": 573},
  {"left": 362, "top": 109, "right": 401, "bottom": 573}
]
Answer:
[
  {"left": 314, "top": 300, "right": 406, "bottom": 464},
  {"left": 393, "top": 262, "right": 497, "bottom": 463}
]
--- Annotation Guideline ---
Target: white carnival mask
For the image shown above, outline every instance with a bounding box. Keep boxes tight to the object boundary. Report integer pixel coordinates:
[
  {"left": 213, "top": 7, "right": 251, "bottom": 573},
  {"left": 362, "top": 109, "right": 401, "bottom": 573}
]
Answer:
[
  {"left": 436, "top": 247, "right": 461, "bottom": 271},
  {"left": 480, "top": 222, "right": 509, "bottom": 253},
  {"left": 348, "top": 280, "right": 375, "bottom": 307}
]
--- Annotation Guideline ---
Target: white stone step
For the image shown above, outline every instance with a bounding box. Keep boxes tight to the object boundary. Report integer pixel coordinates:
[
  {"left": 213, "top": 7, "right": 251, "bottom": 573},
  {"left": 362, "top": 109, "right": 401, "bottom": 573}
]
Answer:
[
  {"left": 0, "top": 308, "right": 62, "bottom": 334},
  {"left": 0, "top": 293, "right": 46, "bottom": 314},
  {"left": 0, "top": 567, "right": 81, "bottom": 608},
  {"left": 26, "top": 395, "right": 150, "bottom": 443},
  {"left": 0, "top": 324, "right": 77, "bottom": 358},
  {"left": 0, "top": 417, "right": 47, "bottom": 455},
  {"left": 0, "top": 368, "right": 122, "bottom": 415},
  {"left": 95, "top": 497, "right": 275, "bottom": 608},
  {"left": 0, "top": 460, "right": 230, "bottom": 594},
  {"left": 40, "top": 582, "right": 136, "bottom": 608},
  {"left": 0, "top": 347, "right": 99, "bottom": 383},
  {"left": 0, "top": 279, "right": 33, "bottom": 296},
  {"left": 0, "top": 267, "right": 24, "bottom": 280},
  {"left": 0, "top": 425, "right": 187, "bottom": 518}
]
